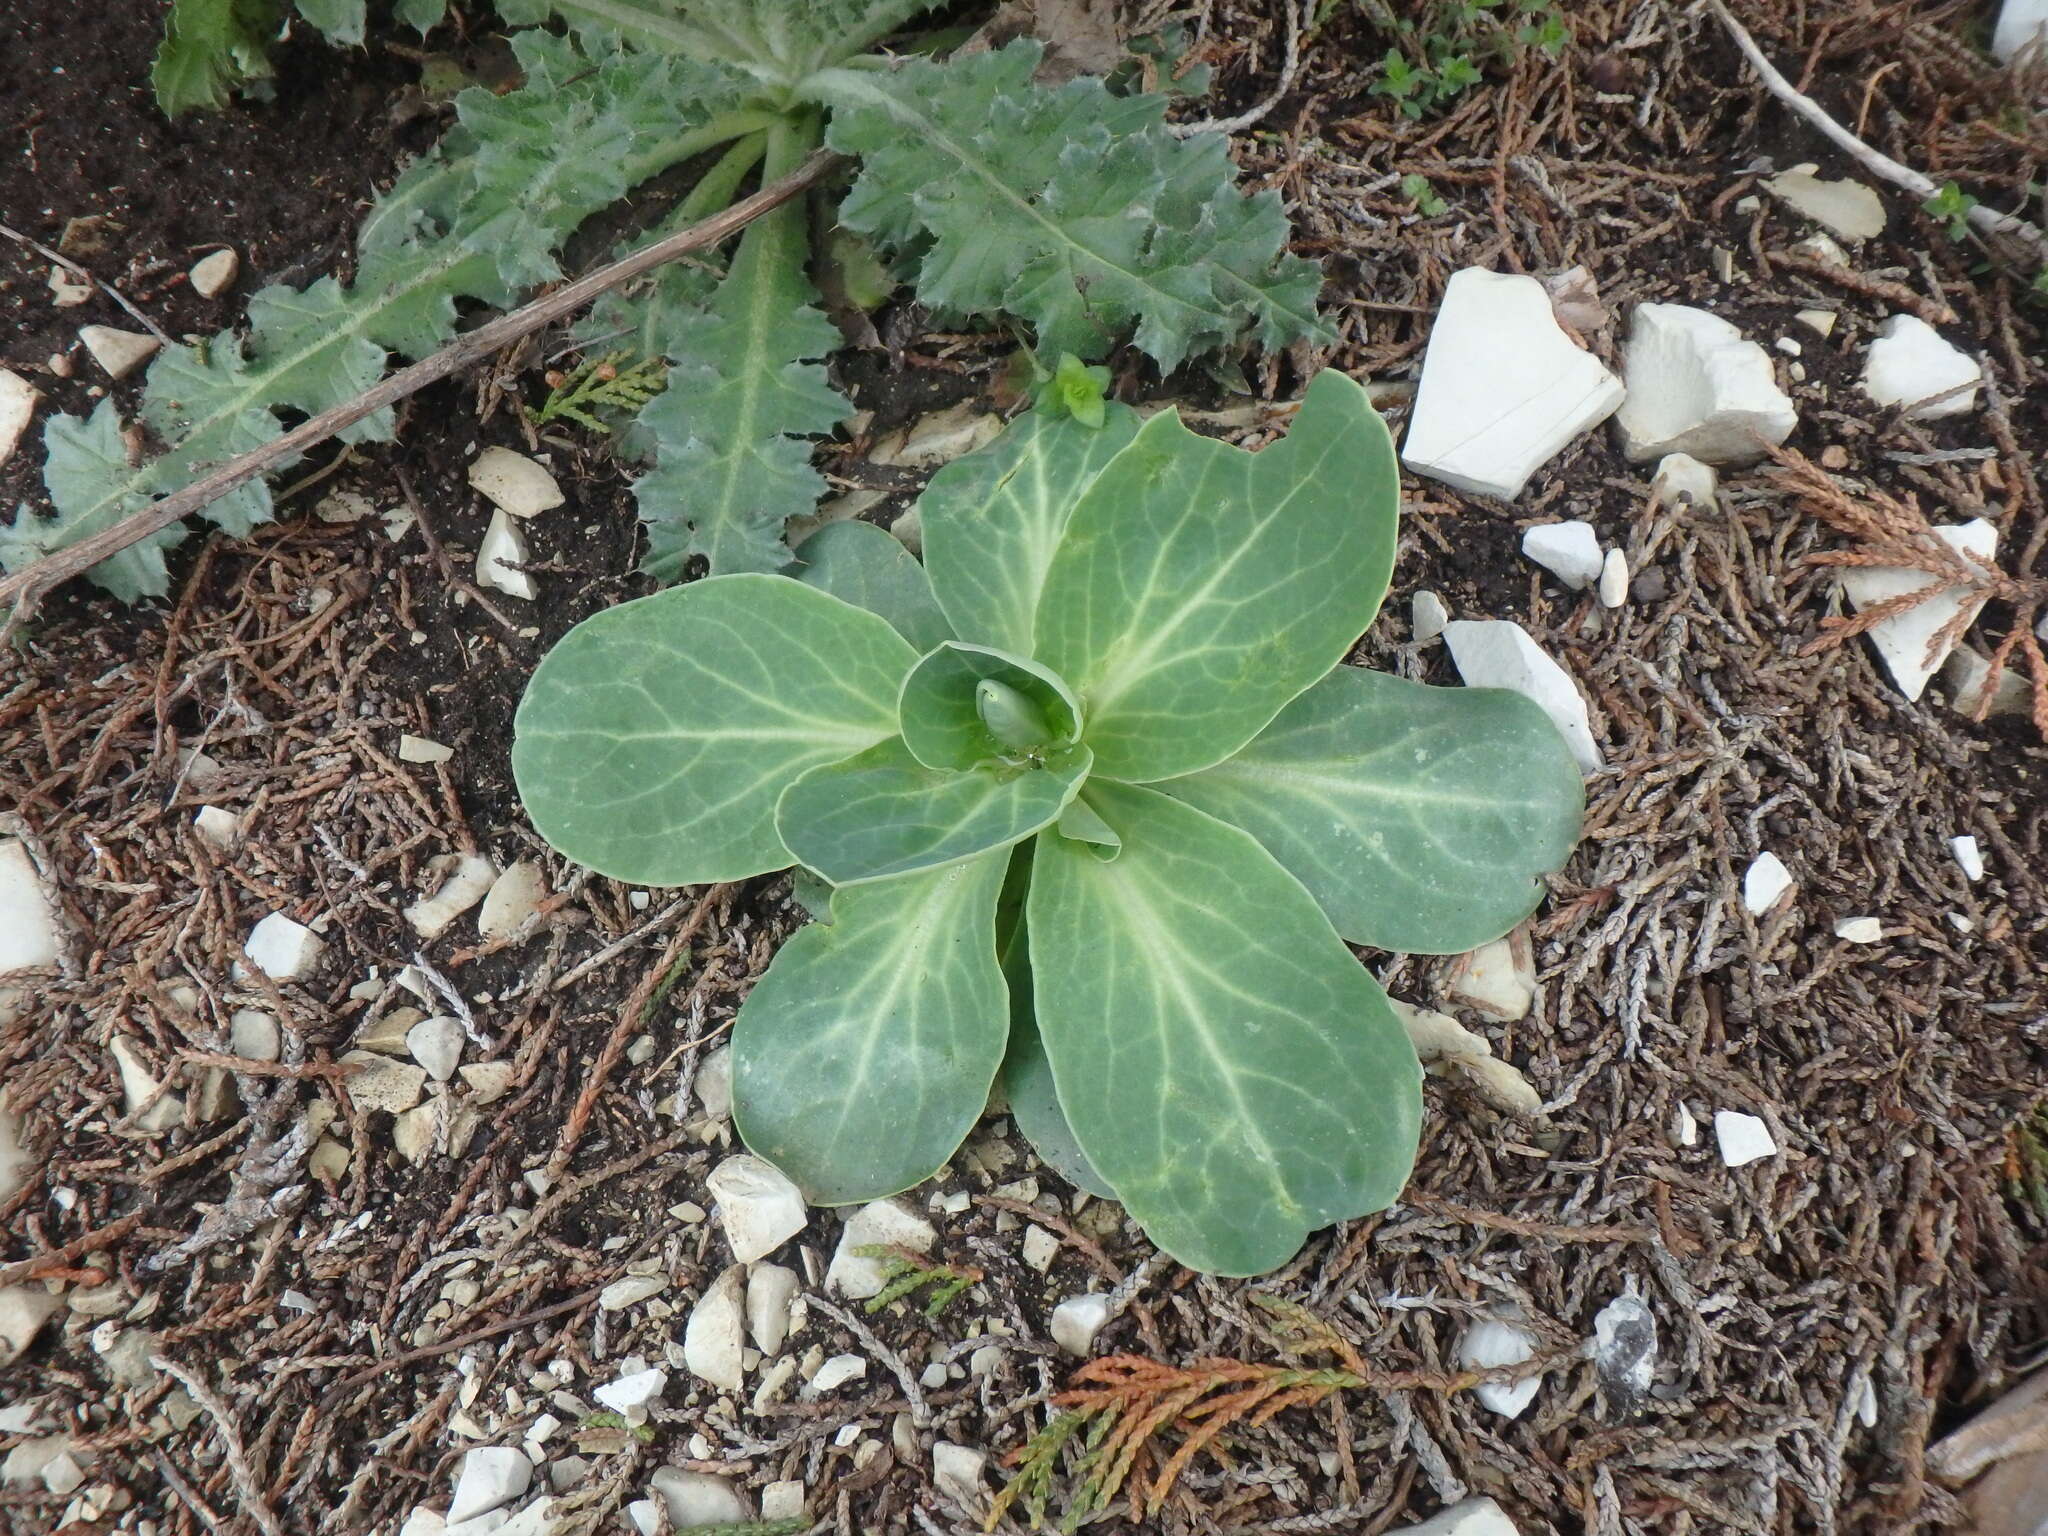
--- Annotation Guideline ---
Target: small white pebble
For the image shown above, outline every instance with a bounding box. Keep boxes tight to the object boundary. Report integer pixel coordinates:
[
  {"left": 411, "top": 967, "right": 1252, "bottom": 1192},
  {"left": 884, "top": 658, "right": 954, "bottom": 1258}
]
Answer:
[
  {"left": 1741, "top": 852, "right": 1794, "bottom": 916},
  {"left": 1834, "top": 916, "right": 1882, "bottom": 944},
  {"left": 188, "top": 249, "right": 239, "bottom": 299},
  {"left": 1411, "top": 589, "right": 1449, "bottom": 643},
  {"left": 1950, "top": 835, "right": 1983, "bottom": 882},
  {"left": 1774, "top": 337, "right": 1802, "bottom": 356},
  {"left": 398, "top": 734, "right": 453, "bottom": 765},
  {"left": 1596, "top": 547, "right": 1628, "bottom": 609},
  {"left": 1714, "top": 1110, "right": 1778, "bottom": 1167},
  {"left": 1948, "top": 912, "right": 1974, "bottom": 933}
]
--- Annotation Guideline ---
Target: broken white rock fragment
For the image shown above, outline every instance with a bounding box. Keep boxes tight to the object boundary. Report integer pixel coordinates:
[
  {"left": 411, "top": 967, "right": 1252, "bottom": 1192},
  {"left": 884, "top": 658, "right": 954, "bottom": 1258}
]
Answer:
[
  {"left": 79, "top": 325, "right": 160, "bottom": 381},
  {"left": 746, "top": 1262, "right": 800, "bottom": 1356},
  {"left": 1597, "top": 548, "right": 1629, "bottom": 609},
  {"left": 0, "top": 839, "right": 62, "bottom": 1024},
  {"left": 188, "top": 249, "right": 239, "bottom": 298},
  {"left": 1051, "top": 1293, "right": 1113, "bottom": 1356},
  {"left": 1442, "top": 929, "right": 1535, "bottom": 1022},
  {"left": 1742, "top": 852, "right": 1795, "bottom": 916},
  {"left": 1592, "top": 1293, "right": 1659, "bottom": 1407},
  {"left": 1442, "top": 620, "right": 1602, "bottom": 772},
  {"left": 592, "top": 1367, "right": 666, "bottom": 1426},
  {"left": 1389, "top": 998, "right": 1543, "bottom": 1118},
  {"left": 706, "top": 1154, "right": 807, "bottom": 1263},
  {"left": 1392, "top": 1496, "right": 1521, "bottom": 1536},
  {"left": 405, "top": 853, "right": 498, "bottom": 940},
  {"left": 111, "top": 1037, "right": 184, "bottom": 1132},
  {"left": 827, "top": 1199, "right": 934, "bottom": 1299},
  {"left": 807, "top": 1354, "right": 867, "bottom": 1396},
  {"left": 398, "top": 734, "right": 453, "bottom": 765},
  {"left": 1952, "top": 836, "right": 1984, "bottom": 882},
  {"left": 1839, "top": 519, "right": 1998, "bottom": 701},
  {"left": 338, "top": 1051, "right": 427, "bottom": 1116},
  {"left": 1834, "top": 916, "right": 1883, "bottom": 944},
  {"left": 932, "top": 1443, "right": 986, "bottom": 1509},
  {"left": 467, "top": 448, "right": 564, "bottom": 520},
  {"left": 1796, "top": 308, "right": 1839, "bottom": 338},
  {"left": 478, "top": 861, "right": 545, "bottom": 942},
  {"left": 1764, "top": 170, "right": 1885, "bottom": 242},
  {"left": 1615, "top": 304, "right": 1796, "bottom": 465},
  {"left": 1411, "top": 590, "right": 1449, "bottom": 642},
  {"left": 1520, "top": 520, "right": 1603, "bottom": 590},
  {"left": 683, "top": 1265, "right": 746, "bottom": 1391},
  {"left": 1994, "top": 0, "right": 2048, "bottom": 60},
  {"left": 1457, "top": 1317, "right": 1542, "bottom": 1418},
  {"left": 476, "top": 511, "right": 536, "bottom": 600},
  {"left": 0, "top": 370, "right": 39, "bottom": 469},
  {"left": 760, "top": 1482, "right": 805, "bottom": 1521},
  {"left": 406, "top": 1015, "right": 465, "bottom": 1083},
  {"left": 1651, "top": 452, "right": 1718, "bottom": 512},
  {"left": 1945, "top": 645, "right": 2033, "bottom": 718},
  {"left": 1714, "top": 1110, "right": 1778, "bottom": 1167},
  {"left": 192, "top": 806, "right": 242, "bottom": 850},
  {"left": 648, "top": 1469, "right": 747, "bottom": 1530},
  {"left": 0, "top": 1288, "right": 59, "bottom": 1367},
  {"left": 1021, "top": 1225, "right": 1059, "bottom": 1273},
  {"left": 1401, "top": 268, "right": 1624, "bottom": 501},
  {"left": 448, "top": 1448, "right": 531, "bottom": 1525},
  {"left": 1861, "top": 315, "right": 1981, "bottom": 420}
]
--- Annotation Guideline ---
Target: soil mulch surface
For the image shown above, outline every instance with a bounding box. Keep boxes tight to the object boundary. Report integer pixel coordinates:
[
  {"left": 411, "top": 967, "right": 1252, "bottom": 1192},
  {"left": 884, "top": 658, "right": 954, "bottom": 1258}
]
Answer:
[{"left": 4, "top": 3, "right": 2046, "bottom": 1534}]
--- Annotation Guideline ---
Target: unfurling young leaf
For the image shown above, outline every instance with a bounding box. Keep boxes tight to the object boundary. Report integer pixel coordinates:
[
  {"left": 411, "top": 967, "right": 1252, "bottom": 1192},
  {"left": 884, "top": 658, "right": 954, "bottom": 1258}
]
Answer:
[{"left": 515, "top": 369, "right": 1587, "bottom": 1277}]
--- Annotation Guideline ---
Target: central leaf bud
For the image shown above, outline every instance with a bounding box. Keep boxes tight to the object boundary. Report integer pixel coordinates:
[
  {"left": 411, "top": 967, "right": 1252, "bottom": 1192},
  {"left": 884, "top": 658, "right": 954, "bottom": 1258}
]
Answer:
[{"left": 975, "top": 678, "right": 1054, "bottom": 752}]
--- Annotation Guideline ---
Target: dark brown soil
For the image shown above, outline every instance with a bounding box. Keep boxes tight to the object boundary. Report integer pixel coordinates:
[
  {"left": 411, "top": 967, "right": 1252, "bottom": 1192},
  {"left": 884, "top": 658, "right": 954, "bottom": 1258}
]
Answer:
[{"left": 3, "top": 4, "right": 2046, "bottom": 1536}]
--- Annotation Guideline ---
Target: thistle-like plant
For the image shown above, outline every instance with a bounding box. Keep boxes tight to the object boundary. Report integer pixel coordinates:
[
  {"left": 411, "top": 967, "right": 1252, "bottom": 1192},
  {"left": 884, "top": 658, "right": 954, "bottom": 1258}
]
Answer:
[
  {"left": 513, "top": 372, "right": 1584, "bottom": 1275},
  {"left": 10, "top": 1, "right": 1324, "bottom": 602}
]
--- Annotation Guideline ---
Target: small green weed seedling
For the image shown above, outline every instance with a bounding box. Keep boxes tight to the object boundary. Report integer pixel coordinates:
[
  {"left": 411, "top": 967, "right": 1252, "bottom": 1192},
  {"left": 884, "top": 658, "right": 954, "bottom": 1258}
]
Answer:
[
  {"left": 9, "top": 1, "right": 1326, "bottom": 600},
  {"left": 1362, "top": 0, "right": 1568, "bottom": 119},
  {"left": 513, "top": 371, "right": 1584, "bottom": 1275},
  {"left": 1922, "top": 181, "right": 1981, "bottom": 242}
]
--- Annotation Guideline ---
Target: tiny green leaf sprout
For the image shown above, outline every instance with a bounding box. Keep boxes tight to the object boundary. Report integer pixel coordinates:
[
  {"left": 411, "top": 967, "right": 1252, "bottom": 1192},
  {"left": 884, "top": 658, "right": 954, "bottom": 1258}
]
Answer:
[{"left": 512, "top": 371, "right": 1585, "bottom": 1275}]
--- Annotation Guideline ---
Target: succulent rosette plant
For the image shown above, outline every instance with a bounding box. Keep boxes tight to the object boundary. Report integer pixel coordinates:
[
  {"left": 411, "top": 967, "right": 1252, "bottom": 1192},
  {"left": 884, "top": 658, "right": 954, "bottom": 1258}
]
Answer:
[{"left": 514, "top": 371, "right": 1583, "bottom": 1274}]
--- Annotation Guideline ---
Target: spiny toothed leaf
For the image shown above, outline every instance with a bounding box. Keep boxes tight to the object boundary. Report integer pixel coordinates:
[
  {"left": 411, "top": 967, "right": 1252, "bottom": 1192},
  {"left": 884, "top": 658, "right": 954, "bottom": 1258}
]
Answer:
[
  {"left": 13, "top": 35, "right": 747, "bottom": 600},
  {"left": 499, "top": 0, "right": 938, "bottom": 79},
  {"left": 151, "top": 0, "right": 284, "bottom": 118},
  {"left": 0, "top": 405, "right": 185, "bottom": 604},
  {"left": 817, "top": 41, "right": 1330, "bottom": 372},
  {"left": 633, "top": 181, "right": 850, "bottom": 578}
]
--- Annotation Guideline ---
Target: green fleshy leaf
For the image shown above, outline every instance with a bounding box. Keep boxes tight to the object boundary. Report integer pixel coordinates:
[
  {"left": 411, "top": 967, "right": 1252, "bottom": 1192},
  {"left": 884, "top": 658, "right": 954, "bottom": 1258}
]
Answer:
[
  {"left": 817, "top": 42, "right": 1330, "bottom": 371},
  {"left": 1158, "top": 669, "right": 1584, "bottom": 954},
  {"left": 151, "top": 0, "right": 282, "bottom": 118},
  {"left": 294, "top": 0, "right": 366, "bottom": 45},
  {"left": 777, "top": 739, "right": 1090, "bottom": 886},
  {"left": 512, "top": 575, "right": 915, "bottom": 885},
  {"left": 1001, "top": 987, "right": 1115, "bottom": 1200},
  {"left": 394, "top": 0, "right": 448, "bottom": 30},
  {"left": 918, "top": 404, "right": 1141, "bottom": 656},
  {"left": 1027, "top": 783, "right": 1421, "bottom": 1276},
  {"left": 1053, "top": 797, "right": 1119, "bottom": 857},
  {"left": 733, "top": 849, "right": 1009, "bottom": 1204},
  {"left": 1033, "top": 371, "right": 1399, "bottom": 784},
  {"left": 790, "top": 520, "right": 952, "bottom": 653},
  {"left": 897, "top": 642, "right": 1081, "bottom": 771}
]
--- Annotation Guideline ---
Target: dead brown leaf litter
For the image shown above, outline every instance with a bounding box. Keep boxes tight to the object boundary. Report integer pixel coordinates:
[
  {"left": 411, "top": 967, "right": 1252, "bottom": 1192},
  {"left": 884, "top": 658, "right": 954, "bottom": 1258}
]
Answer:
[{"left": 3, "top": 2, "right": 2048, "bottom": 1534}]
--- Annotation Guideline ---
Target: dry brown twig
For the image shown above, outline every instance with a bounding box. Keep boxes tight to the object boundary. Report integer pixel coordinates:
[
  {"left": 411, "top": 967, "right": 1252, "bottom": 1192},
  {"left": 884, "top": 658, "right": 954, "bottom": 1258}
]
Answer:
[{"left": 1768, "top": 444, "right": 2048, "bottom": 734}]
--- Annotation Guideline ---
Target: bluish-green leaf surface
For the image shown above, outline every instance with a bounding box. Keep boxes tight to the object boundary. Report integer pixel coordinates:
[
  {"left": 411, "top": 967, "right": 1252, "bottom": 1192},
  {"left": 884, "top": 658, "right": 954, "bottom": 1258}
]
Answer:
[
  {"left": 919, "top": 405, "right": 1142, "bottom": 656},
  {"left": 777, "top": 739, "right": 1090, "bottom": 885},
  {"left": 512, "top": 574, "right": 914, "bottom": 885},
  {"left": 790, "top": 520, "right": 953, "bottom": 653},
  {"left": 897, "top": 642, "right": 1081, "bottom": 771},
  {"left": 1028, "top": 782, "right": 1421, "bottom": 1275},
  {"left": 1159, "top": 668, "right": 1584, "bottom": 954},
  {"left": 733, "top": 848, "right": 1007, "bottom": 1205},
  {"left": 1032, "top": 370, "right": 1399, "bottom": 783}
]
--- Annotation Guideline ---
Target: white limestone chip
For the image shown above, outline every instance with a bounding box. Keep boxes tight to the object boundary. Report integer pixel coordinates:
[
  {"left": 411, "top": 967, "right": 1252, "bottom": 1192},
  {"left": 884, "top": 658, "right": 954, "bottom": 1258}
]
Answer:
[
  {"left": 1839, "top": 519, "right": 1998, "bottom": 701},
  {"left": 1051, "top": 1292, "right": 1113, "bottom": 1356},
  {"left": 760, "top": 1481, "right": 806, "bottom": 1521},
  {"left": 746, "top": 1262, "right": 800, "bottom": 1356},
  {"left": 1401, "top": 268, "right": 1624, "bottom": 501},
  {"left": 807, "top": 1354, "right": 867, "bottom": 1396},
  {"left": 1021, "top": 1225, "right": 1060, "bottom": 1273},
  {"left": 1742, "top": 852, "right": 1794, "bottom": 916},
  {"left": 827, "top": 1200, "right": 935, "bottom": 1299},
  {"left": 231, "top": 1010, "right": 280, "bottom": 1062},
  {"left": 1520, "top": 520, "right": 1603, "bottom": 590},
  {"left": 1651, "top": 452, "right": 1718, "bottom": 511},
  {"left": 0, "top": 370, "right": 40, "bottom": 469},
  {"left": 648, "top": 1468, "right": 747, "bottom": 1529},
  {"left": 405, "top": 854, "right": 498, "bottom": 940},
  {"left": 188, "top": 249, "right": 239, "bottom": 298},
  {"left": 1861, "top": 314, "right": 1981, "bottom": 420},
  {"left": 111, "top": 1036, "right": 184, "bottom": 1132},
  {"left": 1834, "top": 916, "right": 1883, "bottom": 944},
  {"left": 1390, "top": 1497, "right": 1522, "bottom": 1536},
  {"left": 79, "top": 325, "right": 159, "bottom": 381},
  {"left": 399, "top": 734, "right": 453, "bottom": 764},
  {"left": 192, "top": 806, "right": 242, "bottom": 850},
  {"left": 1994, "top": 0, "right": 2048, "bottom": 60},
  {"left": 694, "top": 1043, "right": 733, "bottom": 1120},
  {"left": 592, "top": 1367, "right": 666, "bottom": 1426},
  {"left": 1442, "top": 929, "right": 1535, "bottom": 1022},
  {"left": 706, "top": 1154, "right": 807, "bottom": 1262},
  {"left": 467, "top": 448, "right": 564, "bottom": 519},
  {"left": 244, "top": 911, "right": 325, "bottom": 981},
  {"left": 1715, "top": 1110, "right": 1777, "bottom": 1166},
  {"left": 476, "top": 511, "right": 536, "bottom": 600},
  {"left": 1763, "top": 170, "right": 1885, "bottom": 241},
  {"left": 339, "top": 1051, "right": 428, "bottom": 1116},
  {"left": 1411, "top": 589, "right": 1449, "bottom": 642},
  {"left": 1597, "top": 548, "right": 1629, "bottom": 609},
  {"left": 407, "top": 1015, "right": 465, "bottom": 1082},
  {"left": 0, "top": 1106, "right": 30, "bottom": 1207},
  {"left": 0, "top": 1287, "right": 59, "bottom": 1366},
  {"left": 1952, "top": 836, "right": 1985, "bottom": 882},
  {"left": 48, "top": 265, "right": 92, "bottom": 305},
  {"left": 1615, "top": 303, "right": 1796, "bottom": 465},
  {"left": 1457, "top": 1318, "right": 1541, "bottom": 1418},
  {"left": 1442, "top": 620, "right": 1602, "bottom": 772},
  {"left": 682, "top": 1266, "right": 746, "bottom": 1391},
  {"left": 447, "top": 1448, "right": 531, "bottom": 1525},
  {"left": 0, "top": 839, "right": 63, "bottom": 1024},
  {"left": 932, "top": 1443, "right": 987, "bottom": 1509},
  {"left": 477, "top": 861, "right": 546, "bottom": 943},
  {"left": 1943, "top": 646, "right": 2032, "bottom": 718},
  {"left": 1795, "top": 308, "right": 1839, "bottom": 338}
]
